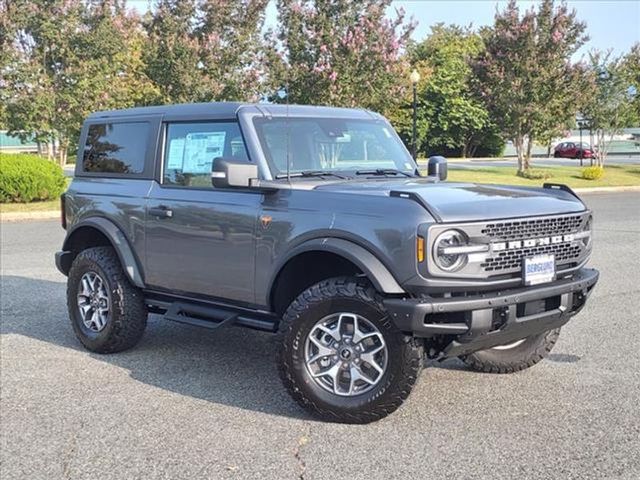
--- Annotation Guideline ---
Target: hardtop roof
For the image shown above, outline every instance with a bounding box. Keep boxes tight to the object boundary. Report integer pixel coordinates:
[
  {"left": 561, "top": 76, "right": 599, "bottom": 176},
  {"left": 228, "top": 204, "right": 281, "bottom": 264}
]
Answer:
[{"left": 86, "top": 102, "right": 379, "bottom": 121}]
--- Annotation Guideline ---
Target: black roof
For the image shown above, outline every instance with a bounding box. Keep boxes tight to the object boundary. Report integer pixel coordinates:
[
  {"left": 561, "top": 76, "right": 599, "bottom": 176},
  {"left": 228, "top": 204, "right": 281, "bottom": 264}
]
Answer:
[
  {"left": 87, "top": 102, "right": 245, "bottom": 119},
  {"left": 86, "top": 102, "right": 379, "bottom": 121}
]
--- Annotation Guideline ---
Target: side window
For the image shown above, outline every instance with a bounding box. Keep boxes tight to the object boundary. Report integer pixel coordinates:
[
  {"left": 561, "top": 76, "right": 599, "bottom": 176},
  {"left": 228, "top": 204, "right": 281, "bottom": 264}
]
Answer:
[
  {"left": 83, "top": 122, "right": 149, "bottom": 174},
  {"left": 163, "top": 122, "right": 249, "bottom": 188}
]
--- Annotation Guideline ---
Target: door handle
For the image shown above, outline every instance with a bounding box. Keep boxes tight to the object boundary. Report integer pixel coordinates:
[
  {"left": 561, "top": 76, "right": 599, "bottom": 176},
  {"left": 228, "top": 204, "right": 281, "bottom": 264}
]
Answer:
[{"left": 149, "top": 206, "right": 173, "bottom": 219}]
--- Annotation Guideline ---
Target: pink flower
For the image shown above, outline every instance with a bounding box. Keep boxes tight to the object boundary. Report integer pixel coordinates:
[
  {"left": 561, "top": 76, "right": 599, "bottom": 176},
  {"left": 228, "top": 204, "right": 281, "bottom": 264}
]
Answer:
[
  {"left": 552, "top": 30, "right": 563, "bottom": 42},
  {"left": 319, "top": 44, "right": 327, "bottom": 53},
  {"left": 329, "top": 71, "right": 337, "bottom": 82}
]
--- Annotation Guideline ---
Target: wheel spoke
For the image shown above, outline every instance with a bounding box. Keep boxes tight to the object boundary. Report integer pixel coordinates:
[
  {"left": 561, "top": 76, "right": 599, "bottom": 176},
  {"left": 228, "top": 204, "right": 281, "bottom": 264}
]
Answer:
[
  {"left": 89, "top": 309, "right": 100, "bottom": 329},
  {"left": 312, "top": 362, "right": 343, "bottom": 393},
  {"left": 307, "top": 336, "right": 336, "bottom": 364},
  {"left": 95, "top": 312, "right": 108, "bottom": 330},
  {"left": 353, "top": 329, "right": 383, "bottom": 345},
  {"left": 361, "top": 347, "right": 385, "bottom": 375},
  {"left": 348, "top": 364, "right": 375, "bottom": 394},
  {"left": 78, "top": 302, "right": 92, "bottom": 319},
  {"left": 80, "top": 277, "right": 92, "bottom": 297},
  {"left": 315, "top": 325, "right": 339, "bottom": 342}
]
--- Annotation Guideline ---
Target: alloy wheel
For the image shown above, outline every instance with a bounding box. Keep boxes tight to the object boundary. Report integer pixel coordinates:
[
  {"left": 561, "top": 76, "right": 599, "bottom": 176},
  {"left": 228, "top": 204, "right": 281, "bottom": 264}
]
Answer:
[
  {"left": 77, "top": 271, "right": 111, "bottom": 332},
  {"left": 304, "top": 312, "right": 388, "bottom": 396}
]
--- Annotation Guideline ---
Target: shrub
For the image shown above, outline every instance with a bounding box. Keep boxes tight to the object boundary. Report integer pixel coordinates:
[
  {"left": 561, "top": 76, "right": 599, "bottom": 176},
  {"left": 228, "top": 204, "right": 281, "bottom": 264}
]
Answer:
[
  {"left": 517, "top": 168, "right": 552, "bottom": 180},
  {"left": 581, "top": 166, "right": 604, "bottom": 181},
  {"left": 0, "top": 153, "right": 66, "bottom": 203},
  {"left": 473, "top": 128, "right": 506, "bottom": 158}
]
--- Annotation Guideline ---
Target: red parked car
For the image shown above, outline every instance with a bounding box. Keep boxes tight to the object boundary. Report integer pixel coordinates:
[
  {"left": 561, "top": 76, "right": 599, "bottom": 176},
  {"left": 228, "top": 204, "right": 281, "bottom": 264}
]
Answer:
[{"left": 554, "top": 142, "right": 596, "bottom": 159}]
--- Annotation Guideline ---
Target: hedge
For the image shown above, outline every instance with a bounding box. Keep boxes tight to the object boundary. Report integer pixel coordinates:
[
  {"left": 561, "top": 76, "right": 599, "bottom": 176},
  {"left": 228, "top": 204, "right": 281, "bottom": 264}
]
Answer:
[
  {"left": 0, "top": 153, "right": 67, "bottom": 203},
  {"left": 581, "top": 166, "right": 604, "bottom": 181}
]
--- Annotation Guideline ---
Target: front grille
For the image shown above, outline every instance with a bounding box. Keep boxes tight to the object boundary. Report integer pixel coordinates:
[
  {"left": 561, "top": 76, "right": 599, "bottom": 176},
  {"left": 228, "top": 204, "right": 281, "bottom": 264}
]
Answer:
[
  {"left": 480, "top": 213, "right": 590, "bottom": 275},
  {"left": 481, "top": 214, "right": 584, "bottom": 240},
  {"left": 482, "top": 243, "right": 582, "bottom": 272},
  {"left": 426, "top": 212, "right": 592, "bottom": 280}
]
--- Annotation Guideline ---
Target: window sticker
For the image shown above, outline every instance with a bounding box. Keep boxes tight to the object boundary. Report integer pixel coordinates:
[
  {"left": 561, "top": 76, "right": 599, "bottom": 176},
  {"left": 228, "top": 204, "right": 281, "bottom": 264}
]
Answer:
[
  {"left": 166, "top": 138, "right": 185, "bottom": 170},
  {"left": 182, "top": 132, "right": 227, "bottom": 174}
]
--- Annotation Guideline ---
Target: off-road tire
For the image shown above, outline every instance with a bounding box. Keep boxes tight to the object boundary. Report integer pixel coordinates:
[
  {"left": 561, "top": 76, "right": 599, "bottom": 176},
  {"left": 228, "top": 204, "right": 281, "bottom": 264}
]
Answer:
[
  {"left": 461, "top": 328, "right": 560, "bottom": 374},
  {"left": 67, "top": 246, "right": 147, "bottom": 353},
  {"left": 277, "top": 277, "right": 423, "bottom": 424}
]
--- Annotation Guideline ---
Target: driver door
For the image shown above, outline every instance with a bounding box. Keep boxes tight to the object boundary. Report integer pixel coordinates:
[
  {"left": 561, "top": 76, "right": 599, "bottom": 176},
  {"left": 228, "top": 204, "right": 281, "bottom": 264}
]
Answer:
[{"left": 144, "top": 120, "right": 261, "bottom": 305}]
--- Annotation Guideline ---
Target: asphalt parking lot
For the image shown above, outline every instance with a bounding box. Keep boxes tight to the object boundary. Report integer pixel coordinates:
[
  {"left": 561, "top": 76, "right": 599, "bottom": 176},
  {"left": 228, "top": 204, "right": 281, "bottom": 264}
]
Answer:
[{"left": 1, "top": 192, "right": 639, "bottom": 480}]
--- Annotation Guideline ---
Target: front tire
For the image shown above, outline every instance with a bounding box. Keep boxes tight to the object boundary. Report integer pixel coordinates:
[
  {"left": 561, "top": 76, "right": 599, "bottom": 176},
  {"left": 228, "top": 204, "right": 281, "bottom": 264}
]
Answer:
[
  {"left": 67, "top": 246, "right": 147, "bottom": 353},
  {"left": 461, "top": 328, "right": 560, "bottom": 374},
  {"left": 277, "top": 277, "right": 423, "bottom": 424}
]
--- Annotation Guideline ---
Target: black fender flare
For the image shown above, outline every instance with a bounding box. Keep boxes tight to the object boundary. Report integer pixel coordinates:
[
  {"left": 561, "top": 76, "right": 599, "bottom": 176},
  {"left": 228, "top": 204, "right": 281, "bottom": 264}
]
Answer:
[
  {"left": 61, "top": 217, "right": 145, "bottom": 288},
  {"left": 269, "top": 237, "right": 405, "bottom": 296}
]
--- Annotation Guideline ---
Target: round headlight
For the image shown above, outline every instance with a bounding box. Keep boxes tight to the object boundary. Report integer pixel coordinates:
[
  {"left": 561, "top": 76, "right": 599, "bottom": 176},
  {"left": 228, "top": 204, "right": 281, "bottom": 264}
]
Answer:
[{"left": 433, "top": 230, "right": 468, "bottom": 271}]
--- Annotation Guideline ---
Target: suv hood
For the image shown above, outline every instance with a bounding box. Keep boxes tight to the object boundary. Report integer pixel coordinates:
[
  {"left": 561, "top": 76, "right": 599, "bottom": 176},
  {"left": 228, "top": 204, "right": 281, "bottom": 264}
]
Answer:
[{"left": 313, "top": 179, "right": 586, "bottom": 222}]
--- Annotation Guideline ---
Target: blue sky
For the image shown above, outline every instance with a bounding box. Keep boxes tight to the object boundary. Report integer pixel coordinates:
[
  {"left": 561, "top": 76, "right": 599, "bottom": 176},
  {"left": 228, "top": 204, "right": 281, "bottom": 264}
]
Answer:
[
  {"left": 387, "top": 0, "right": 640, "bottom": 57},
  {"left": 129, "top": 0, "right": 639, "bottom": 57}
]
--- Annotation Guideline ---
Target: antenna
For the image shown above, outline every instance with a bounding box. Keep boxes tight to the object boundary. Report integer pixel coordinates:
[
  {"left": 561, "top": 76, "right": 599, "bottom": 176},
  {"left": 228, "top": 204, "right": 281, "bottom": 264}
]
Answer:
[{"left": 285, "top": 82, "right": 291, "bottom": 184}]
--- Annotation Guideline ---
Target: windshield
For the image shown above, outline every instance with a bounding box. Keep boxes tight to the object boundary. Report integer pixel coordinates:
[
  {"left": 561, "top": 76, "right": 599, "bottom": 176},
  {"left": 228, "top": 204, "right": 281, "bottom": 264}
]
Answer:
[{"left": 252, "top": 117, "right": 416, "bottom": 177}]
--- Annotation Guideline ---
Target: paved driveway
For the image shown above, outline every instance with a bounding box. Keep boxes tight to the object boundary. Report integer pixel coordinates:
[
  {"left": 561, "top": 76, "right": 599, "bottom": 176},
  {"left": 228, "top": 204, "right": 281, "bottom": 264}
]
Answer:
[{"left": 1, "top": 192, "right": 639, "bottom": 479}]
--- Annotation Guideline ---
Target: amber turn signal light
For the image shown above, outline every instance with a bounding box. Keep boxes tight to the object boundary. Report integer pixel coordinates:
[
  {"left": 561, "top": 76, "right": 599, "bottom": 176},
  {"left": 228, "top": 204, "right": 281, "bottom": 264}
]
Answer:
[{"left": 417, "top": 236, "right": 425, "bottom": 263}]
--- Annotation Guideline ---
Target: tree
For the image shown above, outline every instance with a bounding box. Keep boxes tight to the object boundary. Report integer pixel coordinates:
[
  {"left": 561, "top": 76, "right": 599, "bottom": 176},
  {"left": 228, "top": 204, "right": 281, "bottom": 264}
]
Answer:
[
  {"left": 270, "top": 0, "right": 414, "bottom": 116},
  {"left": 621, "top": 43, "right": 640, "bottom": 122},
  {"left": 143, "top": 0, "right": 271, "bottom": 103},
  {"left": 582, "top": 50, "right": 638, "bottom": 166},
  {"left": 474, "top": 0, "right": 588, "bottom": 173},
  {"left": 1, "top": 0, "right": 158, "bottom": 164},
  {"left": 394, "top": 24, "right": 497, "bottom": 158}
]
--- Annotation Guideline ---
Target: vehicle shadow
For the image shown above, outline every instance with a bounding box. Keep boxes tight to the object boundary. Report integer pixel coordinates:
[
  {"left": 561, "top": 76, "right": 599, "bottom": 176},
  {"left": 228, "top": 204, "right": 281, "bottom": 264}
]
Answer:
[
  {"left": 1, "top": 275, "right": 308, "bottom": 420},
  {"left": 2, "top": 275, "right": 575, "bottom": 419}
]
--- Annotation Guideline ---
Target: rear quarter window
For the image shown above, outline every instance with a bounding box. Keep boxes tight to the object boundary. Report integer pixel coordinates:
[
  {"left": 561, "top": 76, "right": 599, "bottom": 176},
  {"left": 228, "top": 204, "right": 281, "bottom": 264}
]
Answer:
[{"left": 83, "top": 122, "right": 149, "bottom": 174}]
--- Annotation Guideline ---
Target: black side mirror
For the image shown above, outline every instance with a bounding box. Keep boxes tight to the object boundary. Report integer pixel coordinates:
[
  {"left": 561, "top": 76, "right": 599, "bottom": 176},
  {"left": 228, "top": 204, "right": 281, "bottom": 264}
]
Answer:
[
  {"left": 211, "top": 158, "right": 258, "bottom": 188},
  {"left": 427, "top": 156, "right": 447, "bottom": 181}
]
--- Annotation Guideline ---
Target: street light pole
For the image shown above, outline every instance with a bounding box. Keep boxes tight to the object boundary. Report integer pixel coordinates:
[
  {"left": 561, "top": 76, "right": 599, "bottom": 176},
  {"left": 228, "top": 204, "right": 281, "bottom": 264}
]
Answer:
[{"left": 410, "top": 69, "right": 420, "bottom": 160}]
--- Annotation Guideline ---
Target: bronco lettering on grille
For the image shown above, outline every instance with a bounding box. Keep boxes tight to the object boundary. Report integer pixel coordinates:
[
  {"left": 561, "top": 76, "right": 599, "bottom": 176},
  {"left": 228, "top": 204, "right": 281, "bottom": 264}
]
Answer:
[{"left": 492, "top": 234, "right": 575, "bottom": 252}]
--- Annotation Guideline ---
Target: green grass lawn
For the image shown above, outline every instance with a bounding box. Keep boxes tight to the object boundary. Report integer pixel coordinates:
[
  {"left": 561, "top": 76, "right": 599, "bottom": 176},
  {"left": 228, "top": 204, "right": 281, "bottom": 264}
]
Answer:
[
  {"left": 1, "top": 199, "right": 60, "bottom": 213},
  {"left": 445, "top": 164, "right": 640, "bottom": 189}
]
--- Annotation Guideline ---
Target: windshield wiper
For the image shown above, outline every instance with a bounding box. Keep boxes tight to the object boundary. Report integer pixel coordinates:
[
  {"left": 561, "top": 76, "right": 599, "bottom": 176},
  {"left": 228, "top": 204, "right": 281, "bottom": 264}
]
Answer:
[
  {"left": 355, "top": 168, "right": 414, "bottom": 177},
  {"left": 275, "top": 170, "right": 349, "bottom": 180}
]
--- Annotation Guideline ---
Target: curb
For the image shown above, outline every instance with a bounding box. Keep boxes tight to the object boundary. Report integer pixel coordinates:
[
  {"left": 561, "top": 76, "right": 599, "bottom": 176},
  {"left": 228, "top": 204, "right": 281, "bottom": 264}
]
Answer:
[{"left": 573, "top": 186, "right": 640, "bottom": 194}]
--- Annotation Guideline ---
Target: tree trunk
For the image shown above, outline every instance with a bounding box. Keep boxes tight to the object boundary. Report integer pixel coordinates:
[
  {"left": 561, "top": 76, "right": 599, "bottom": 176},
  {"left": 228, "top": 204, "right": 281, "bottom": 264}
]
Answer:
[
  {"left": 596, "top": 129, "right": 607, "bottom": 167},
  {"left": 469, "top": 143, "right": 478, "bottom": 158},
  {"left": 58, "top": 146, "right": 67, "bottom": 166},
  {"left": 515, "top": 135, "right": 525, "bottom": 173},
  {"left": 461, "top": 139, "right": 469, "bottom": 158},
  {"left": 524, "top": 135, "right": 533, "bottom": 170}
]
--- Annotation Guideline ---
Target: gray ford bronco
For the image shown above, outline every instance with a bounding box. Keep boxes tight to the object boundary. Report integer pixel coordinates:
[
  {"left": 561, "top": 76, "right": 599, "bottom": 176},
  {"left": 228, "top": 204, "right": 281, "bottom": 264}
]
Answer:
[{"left": 56, "top": 102, "right": 599, "bottom": 423}]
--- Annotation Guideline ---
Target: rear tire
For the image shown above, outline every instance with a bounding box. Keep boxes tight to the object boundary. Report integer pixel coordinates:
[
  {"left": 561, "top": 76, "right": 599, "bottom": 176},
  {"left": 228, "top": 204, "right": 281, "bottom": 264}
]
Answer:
[
  {"left": 460, "top": 328, "right": 560, "bottom": 374},
  {"left": 67, "top": 246, "right": 147, "bottom": 353},
  {"left": 277, "top": 277, "right": 423, "bottom": 423}
]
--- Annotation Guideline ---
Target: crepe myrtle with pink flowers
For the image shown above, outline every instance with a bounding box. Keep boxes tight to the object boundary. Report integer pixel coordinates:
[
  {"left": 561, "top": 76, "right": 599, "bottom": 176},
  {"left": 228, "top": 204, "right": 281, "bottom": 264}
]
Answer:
[{"left": 268, "top": 0, "right": 415, "bottom": 115}]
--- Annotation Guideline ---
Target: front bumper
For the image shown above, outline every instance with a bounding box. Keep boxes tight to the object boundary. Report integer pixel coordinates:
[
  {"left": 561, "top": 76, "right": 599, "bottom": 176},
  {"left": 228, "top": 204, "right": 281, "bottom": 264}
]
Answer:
[{"left": 384, "top": 268, "right": 599, "bottom": 358}]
